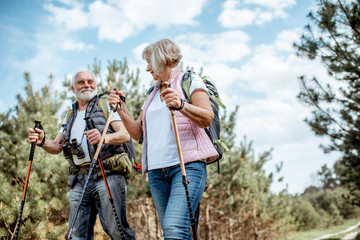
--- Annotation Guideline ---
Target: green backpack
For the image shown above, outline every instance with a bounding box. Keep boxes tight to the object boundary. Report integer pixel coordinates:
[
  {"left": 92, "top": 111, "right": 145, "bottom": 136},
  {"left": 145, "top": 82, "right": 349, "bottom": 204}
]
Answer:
[{"left": 182, "top": 70, "right": 229, "bottom": 173}]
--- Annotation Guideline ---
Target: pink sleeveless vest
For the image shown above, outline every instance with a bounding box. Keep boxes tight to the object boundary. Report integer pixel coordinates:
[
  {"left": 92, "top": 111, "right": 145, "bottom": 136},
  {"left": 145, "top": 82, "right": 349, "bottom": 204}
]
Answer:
[{"left": 141, "top": 66, "right": 219, "bottom": 173}]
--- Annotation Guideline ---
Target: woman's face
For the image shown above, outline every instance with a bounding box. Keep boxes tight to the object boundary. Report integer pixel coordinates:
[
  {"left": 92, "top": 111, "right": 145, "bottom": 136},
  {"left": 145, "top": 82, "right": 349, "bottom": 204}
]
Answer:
[{"left": 146, "top": 58, "right": 170, "bottom": 82}]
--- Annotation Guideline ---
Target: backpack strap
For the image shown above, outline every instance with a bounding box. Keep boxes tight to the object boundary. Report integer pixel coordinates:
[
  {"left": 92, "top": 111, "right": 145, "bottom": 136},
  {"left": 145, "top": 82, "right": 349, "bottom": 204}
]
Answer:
[
  {"left": 181, "top": 70, "right": 226, "bottom": 110},
  {"left": 145, "top": 86, "right": 155, "bottom": 100},
  {"left": 201, "top": 76, "right": 226, "bottom": 110},
  {"left": 213, "top": 139, "right": 230, "bottom": 151},
  {"left": 65, "top": 109, "right": 74, "bottom": 124},
  {"left": 98, "top": 93, "right": 110, "bottom": 119},
  {"left": 181, "top": 70, "right": 193, "bottom": 102}
]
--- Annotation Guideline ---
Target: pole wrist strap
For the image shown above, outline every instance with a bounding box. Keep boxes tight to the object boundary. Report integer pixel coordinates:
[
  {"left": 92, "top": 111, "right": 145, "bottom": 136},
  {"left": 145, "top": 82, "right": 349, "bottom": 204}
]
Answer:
[
  {"left": 170, "top": 99, "right": 185, "bottom": 111},
  {"left": 38, "top": 135, "right": 45, "bottom": 147}
]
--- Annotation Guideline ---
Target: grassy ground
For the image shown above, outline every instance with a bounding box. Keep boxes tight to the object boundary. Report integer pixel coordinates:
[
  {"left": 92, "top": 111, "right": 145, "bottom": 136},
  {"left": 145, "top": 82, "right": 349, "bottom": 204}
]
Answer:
[{"left": 284, "top": 219, "right": 360, "bottom": 240}]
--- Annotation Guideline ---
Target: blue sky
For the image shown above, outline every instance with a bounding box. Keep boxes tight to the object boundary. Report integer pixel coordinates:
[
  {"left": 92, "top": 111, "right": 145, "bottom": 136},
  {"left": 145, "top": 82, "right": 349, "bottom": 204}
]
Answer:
[{"left": 0, "top": 0, "right": 340, "bottom": 194}]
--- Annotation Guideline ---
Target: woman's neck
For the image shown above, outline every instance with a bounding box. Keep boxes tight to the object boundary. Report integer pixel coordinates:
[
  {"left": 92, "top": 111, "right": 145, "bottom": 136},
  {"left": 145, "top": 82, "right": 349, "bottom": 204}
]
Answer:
[{"left": 159, "top": 67, "right": 171, "bottom": 82}]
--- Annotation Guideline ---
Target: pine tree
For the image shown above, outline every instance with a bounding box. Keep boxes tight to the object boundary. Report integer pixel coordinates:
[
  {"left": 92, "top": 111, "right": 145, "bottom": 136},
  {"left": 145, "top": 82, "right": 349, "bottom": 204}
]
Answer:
[
  {"left": 294, "top": 0, "right": 360, "bottom": 205},
  {"left": 0, "top": 72, "right": 69, "bottom": 239}
]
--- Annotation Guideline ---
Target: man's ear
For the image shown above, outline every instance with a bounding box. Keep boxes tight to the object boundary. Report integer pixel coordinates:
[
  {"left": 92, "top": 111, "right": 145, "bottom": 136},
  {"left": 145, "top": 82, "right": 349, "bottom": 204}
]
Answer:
[{"left": 72, "top": 86, "right": 75, "bottom": 94}]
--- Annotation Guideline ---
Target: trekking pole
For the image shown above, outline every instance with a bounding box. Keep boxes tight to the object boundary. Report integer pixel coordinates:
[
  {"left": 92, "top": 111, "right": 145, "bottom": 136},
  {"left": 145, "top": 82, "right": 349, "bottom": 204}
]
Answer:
[
  {"left": 13, "top": 120, "right": 42, "bottom": 240},
  {"left": 85, "top": 114, "right": 125, "bottom": 239},
  {"left": 66, "top": 101, "right": 125, "bottom": 240},
  {"left": 162, "top": 82, "right": 198, "bottom": 240}
]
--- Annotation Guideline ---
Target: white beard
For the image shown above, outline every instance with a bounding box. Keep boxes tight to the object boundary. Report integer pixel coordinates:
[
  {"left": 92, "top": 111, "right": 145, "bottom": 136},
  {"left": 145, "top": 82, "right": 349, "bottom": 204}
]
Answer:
[{"left": 76, "top": 87, "right": 98, "bottom": 101}]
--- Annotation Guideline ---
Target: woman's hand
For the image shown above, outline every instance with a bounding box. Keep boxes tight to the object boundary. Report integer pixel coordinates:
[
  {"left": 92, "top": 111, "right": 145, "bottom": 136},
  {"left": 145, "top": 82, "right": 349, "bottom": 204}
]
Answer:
[
  {"left": 160, "top": 88, "right": 182, "bottom": 110},
  {"left": 161, "top": 87, "right": 214, "bottom": 128},
  {"left": 109, "top": 89, "right": 125, "bottom": 112}
]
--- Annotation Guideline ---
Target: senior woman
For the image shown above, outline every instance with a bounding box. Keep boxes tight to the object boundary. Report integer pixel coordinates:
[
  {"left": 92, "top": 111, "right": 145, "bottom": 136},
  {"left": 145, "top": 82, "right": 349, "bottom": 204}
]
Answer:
[{"left": 109, "top": 38, "right": 219, "bottom": 239}]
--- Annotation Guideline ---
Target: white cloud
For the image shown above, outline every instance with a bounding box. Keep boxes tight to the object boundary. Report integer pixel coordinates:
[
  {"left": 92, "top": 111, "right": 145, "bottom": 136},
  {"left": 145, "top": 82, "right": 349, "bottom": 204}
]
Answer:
[
  {"left": 12, "top": 26, "right": 89, "bottom": 92},
  {"left": 109, "top": 0, "right": 205, "bottom": 28},
  {"left": 44, "top": 2, "right": 89, "bottom": 31},
  {"left": 269, "top": 139, "right": 340, "bottom": 193},
  {"left": 244, "top": 0, "right": 296, "bottom": 11},
  {"left": 176, "top": 30, "right": 251, "bottom": 64},
  {"left": 226, "top": 29, "right": 332, "bottom": 193},
  {"left": 44, "top": 0, "right": 207, "bottom": 43},
  {"left": 88, "top": 1, "right": 134, "bottom": 43},
  {"left": 218, "top": 8, "right": 259, "bottom": 28},
  {"left": 132, "top": 42, "right": 149, "bottom": 62},
  {"left": 61, "top": 40, "right": 94, "bottom": 52},
  {"left": 219, "top": 0, "right": 296, "bottom": 28}
]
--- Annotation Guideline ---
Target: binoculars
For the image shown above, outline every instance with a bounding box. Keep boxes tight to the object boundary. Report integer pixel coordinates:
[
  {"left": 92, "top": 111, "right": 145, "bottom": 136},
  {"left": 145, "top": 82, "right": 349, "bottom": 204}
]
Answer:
[{"left": 63, "top": 138, "right": 85, "bottom": 160}]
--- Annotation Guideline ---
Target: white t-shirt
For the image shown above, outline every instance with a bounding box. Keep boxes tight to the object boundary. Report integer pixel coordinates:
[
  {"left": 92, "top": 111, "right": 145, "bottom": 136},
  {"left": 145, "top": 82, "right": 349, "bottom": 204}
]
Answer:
[
  {"left": 59, "top": 104, "right": 121, "bottom": 165},
  {"left": 145, "top": 75, "right": 208, "bottom": 170}
]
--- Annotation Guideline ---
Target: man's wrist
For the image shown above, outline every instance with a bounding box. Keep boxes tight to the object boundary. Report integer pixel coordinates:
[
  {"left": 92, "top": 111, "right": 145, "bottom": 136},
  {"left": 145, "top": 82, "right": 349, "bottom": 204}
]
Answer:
[{"left": 38, "top": 136, "right": 45, "bottom": 147}]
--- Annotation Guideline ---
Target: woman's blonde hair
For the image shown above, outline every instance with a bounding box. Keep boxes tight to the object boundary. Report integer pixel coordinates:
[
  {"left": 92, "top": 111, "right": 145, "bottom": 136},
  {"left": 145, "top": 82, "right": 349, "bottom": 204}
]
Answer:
[{"left": 142, "top": 39, "right": 182, "bottom": 75}]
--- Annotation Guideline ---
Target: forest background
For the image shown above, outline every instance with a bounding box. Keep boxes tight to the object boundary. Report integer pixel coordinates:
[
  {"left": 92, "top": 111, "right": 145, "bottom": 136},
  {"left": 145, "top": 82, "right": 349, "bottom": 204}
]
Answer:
[{"left": 1, "top": 0, "right": 360, "bottom": 239}]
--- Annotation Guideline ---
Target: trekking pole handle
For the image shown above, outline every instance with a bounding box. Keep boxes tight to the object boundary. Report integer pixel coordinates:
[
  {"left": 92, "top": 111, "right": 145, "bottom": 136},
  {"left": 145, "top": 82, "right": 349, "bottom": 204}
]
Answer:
[
  {"left": 29, "top": 120, "right": 41, "bottom": 161},
  {"left": 111, "top": 88, "right": 125, "bottom": 112},
  {"left": 161, "top": 81, "right": 169, "bottom": 89},
  {"left": 84, "top": 117, "right": 96, "bottom": 130}
]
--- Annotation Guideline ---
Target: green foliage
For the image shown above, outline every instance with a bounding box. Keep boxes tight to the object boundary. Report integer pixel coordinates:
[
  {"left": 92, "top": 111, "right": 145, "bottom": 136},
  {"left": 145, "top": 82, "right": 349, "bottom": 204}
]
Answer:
[
  {"left": 0, "top": 72, "right": 68, "bottom": 239},
  {"left": 290, "top": 186, "right": 360, "bottom": 231},
  {"left": 205, "top": 135, "right": 295, "bottom": 239},
  {"left": 291, "top": 198, "right": 322, "bottom": 230},
  {"left": 318, "top": 164, "right": 339, "bottom": 190},
  {"left": 294, "top": 0, "right": 360, "bottom": 205}
]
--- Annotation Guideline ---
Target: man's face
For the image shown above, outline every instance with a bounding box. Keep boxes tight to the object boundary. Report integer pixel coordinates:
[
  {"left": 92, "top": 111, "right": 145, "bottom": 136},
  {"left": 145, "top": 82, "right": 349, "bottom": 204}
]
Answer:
[{"left": 73, "top": 71, "right": 98, "bottom": 101}]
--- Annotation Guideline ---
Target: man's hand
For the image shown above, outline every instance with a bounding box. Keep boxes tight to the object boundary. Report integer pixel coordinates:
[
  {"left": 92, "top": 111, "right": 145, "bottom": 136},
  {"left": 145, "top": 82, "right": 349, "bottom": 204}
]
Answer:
[
  {"left": 28, "top": 128, "right": 45, "bottom": 146},
  {"left": 84, "top": 129, "right": 101, "bottom": 145}
]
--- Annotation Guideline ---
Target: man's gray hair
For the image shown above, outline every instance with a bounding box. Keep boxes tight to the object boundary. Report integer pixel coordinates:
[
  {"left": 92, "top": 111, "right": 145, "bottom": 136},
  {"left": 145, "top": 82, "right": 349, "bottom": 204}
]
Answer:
[{"left": 72, "top": 69, "right": 97, "bottom": 87}]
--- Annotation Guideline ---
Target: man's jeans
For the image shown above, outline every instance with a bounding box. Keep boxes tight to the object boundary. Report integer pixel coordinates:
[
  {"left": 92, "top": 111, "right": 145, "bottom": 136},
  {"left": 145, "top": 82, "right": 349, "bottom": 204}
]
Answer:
[
  {"left": 68, "top": 174, "right": 135, "bottom": 240},
  {"left": 148, "top": 161, "right": 207, "bottom": 240}
]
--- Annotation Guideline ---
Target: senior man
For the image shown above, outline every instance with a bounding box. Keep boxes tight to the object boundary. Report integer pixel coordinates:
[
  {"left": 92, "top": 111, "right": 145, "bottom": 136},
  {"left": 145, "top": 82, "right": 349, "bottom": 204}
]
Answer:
[{"left": 28, "top": 70, "right": 135, "bottom": 239}]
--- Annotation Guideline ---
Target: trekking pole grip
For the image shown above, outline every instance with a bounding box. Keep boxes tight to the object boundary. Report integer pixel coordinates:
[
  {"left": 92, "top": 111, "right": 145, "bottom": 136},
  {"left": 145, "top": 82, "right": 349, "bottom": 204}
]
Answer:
[
  {"left": 111, "top": 88, "right": 125, "bottom": 112},
  {"left": 29, "top": 120, "right": 41, "bottom": 161}
]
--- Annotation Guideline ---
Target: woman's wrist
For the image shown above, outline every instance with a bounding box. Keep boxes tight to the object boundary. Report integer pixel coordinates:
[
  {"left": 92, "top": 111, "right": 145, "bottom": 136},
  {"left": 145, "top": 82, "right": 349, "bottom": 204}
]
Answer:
[{"left": 170, "top": 99, "right": 185, "bottom": 111}]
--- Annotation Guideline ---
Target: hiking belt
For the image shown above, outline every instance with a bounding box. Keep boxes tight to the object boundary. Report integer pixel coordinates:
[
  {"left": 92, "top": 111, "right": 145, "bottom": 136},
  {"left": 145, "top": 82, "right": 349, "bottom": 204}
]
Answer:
[
  {"left": 69, "top": 163, "right": 100, "bottom": 175},
  {"left": 69, "top": 163, "right": 119, "bottom": 176}
]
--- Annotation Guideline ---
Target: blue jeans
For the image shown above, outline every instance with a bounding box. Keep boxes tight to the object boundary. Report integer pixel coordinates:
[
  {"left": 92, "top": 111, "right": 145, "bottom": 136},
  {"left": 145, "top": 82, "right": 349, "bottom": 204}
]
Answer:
[
  {"left": 148, "top": 161, "right": 207, "bottom": 240},
  {"left": 68, "top": 173, "right": 135, "bottom": 240}
]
